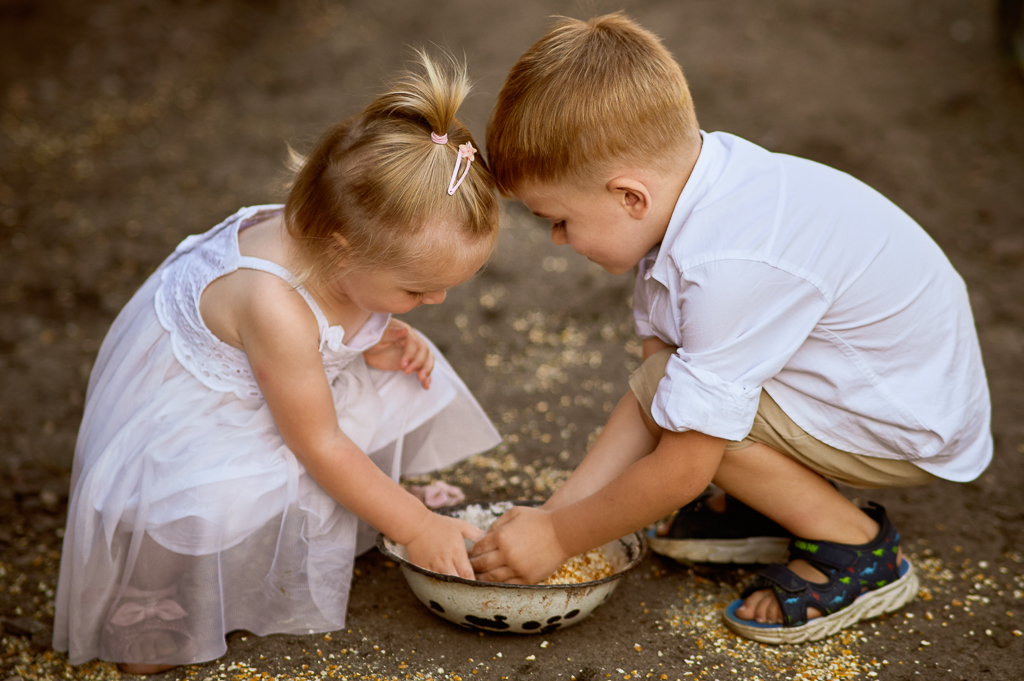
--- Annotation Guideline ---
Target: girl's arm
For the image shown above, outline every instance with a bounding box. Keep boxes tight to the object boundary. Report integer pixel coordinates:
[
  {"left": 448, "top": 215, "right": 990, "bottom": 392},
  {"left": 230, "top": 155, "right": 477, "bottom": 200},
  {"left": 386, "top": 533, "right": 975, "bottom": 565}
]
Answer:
[
  {"left": 363, "top": 318, "right": 435, "bottom": 389},
  {"left": 236, "top": 277, "right": 479, "bottom": 577}
]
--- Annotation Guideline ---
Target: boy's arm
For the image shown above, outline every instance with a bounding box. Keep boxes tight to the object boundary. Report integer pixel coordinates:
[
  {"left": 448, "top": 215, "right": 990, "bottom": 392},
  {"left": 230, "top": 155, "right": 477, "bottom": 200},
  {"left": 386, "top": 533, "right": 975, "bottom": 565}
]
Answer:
[
  {"left": 471, "top": 427, "right": 725, "bottom": 584},
  {"left": 542, "top": 389, "right": 657, "bottom": 510},
  {"left": 543, "top": 336, "right": 678, "bottom": 511},
  {"left": 642, "top": 336, "right": 675, "bottom": 358}
]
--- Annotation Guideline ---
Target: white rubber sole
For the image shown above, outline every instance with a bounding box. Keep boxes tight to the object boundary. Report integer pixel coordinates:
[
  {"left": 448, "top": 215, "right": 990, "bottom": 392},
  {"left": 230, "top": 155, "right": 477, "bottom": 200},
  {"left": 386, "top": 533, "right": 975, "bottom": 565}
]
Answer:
[
  {"left": 723, "top": 559, "right": 920, "bottom": 645},
  {"left": 647, "top": 534, "right": 790, "bottom": 564}
]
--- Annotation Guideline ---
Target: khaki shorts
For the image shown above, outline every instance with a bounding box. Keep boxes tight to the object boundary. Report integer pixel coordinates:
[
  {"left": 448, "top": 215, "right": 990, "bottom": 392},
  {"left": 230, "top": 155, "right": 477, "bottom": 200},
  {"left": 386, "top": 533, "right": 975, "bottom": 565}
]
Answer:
[{"left": 628, "top": 348, "right": 938, "bottom": 489}]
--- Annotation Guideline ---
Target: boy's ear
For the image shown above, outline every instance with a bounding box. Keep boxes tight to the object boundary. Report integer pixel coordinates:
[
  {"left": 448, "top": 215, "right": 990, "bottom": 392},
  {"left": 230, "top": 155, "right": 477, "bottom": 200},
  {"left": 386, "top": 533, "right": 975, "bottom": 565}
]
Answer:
[{"left": 607, "top": 176, "right": 652, "bottom": 220}]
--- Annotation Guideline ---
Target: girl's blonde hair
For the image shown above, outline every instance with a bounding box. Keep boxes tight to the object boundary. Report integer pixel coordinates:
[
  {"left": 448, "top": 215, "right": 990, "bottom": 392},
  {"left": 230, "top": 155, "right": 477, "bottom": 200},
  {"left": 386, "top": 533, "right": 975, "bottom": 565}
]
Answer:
[
  {"left": 285, "top": 51, "right": 499, "bottom": 283},
  {"left": 487, "top": 12, "right": 700, "bottom": 195}
]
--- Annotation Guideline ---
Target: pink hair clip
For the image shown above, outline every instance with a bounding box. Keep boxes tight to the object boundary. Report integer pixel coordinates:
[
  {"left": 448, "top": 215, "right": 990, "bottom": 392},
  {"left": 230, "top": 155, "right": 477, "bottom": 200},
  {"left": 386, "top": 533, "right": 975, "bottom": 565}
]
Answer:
[{"left": 447, "top": 142, "right": 476, "bottom": 195}]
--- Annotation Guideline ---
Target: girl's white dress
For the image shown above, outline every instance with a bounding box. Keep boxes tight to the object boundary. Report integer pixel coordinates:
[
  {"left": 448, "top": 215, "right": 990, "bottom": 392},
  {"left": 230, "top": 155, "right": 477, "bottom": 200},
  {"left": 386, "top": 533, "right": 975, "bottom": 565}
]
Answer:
[{"left": 52, "top": 205, "right": 501, "bottom": 666}]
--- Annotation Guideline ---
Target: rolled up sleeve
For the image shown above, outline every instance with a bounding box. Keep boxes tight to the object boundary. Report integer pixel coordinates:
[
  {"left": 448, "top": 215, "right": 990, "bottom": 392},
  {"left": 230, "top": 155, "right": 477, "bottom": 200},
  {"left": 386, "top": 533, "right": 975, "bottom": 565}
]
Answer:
[{"left": 651, "top": 259, "right": 829, "bottom": 440}]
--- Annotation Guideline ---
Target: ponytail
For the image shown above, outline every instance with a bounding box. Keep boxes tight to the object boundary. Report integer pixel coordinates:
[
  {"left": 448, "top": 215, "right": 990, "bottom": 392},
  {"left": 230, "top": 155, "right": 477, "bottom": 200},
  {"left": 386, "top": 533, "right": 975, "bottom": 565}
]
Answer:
[{"left": 284, "top": 51, "right": 499, "bottom": 285}]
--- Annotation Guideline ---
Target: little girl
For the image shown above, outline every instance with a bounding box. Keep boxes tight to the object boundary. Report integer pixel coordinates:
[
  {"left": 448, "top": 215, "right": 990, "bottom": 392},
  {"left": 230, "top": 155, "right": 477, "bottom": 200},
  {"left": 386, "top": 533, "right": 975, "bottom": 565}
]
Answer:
[{"left": 52, "top": 52, "right": 502, "bottom": 674}]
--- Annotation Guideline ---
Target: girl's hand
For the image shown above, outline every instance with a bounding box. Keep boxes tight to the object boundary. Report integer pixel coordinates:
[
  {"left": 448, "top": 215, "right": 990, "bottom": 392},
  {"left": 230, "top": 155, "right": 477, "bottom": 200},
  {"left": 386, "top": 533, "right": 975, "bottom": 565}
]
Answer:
[
  {"left": 404, "top": 513, "right": 483, "bottom": 579},
  {"left": 363, "top": 319, "right": 435, "bottom": 389},
  {"left": 468, "top": 506, "right": 571, "bottom": 584}
]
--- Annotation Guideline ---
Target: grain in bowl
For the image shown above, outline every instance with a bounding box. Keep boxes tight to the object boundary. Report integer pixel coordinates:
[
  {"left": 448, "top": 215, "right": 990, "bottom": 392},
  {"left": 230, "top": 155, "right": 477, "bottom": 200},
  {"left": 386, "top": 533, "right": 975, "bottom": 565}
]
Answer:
[{"left": 377, "top": 500, "right": 647, "bottom": 634}]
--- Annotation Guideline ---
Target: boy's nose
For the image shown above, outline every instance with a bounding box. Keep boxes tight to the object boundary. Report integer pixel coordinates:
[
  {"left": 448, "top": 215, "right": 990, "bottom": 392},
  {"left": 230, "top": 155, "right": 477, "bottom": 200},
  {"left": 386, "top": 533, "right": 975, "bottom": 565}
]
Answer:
[{"left": 422, "top": 290, "right": 447, "bottom": 305}]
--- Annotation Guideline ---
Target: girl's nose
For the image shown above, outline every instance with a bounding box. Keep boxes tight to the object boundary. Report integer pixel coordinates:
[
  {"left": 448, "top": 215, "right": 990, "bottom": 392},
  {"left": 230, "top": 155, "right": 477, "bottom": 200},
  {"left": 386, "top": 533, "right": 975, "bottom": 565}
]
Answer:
[{"left": 422, "top": 290, "right": 447, "bottom": 305}]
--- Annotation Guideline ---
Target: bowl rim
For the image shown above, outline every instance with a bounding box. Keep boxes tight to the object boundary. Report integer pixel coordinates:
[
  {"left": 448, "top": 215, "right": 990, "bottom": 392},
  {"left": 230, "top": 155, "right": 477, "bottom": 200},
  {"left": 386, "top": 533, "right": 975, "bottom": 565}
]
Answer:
[{"left": 375, "top": 499, "right": 648, "bottom": 589}]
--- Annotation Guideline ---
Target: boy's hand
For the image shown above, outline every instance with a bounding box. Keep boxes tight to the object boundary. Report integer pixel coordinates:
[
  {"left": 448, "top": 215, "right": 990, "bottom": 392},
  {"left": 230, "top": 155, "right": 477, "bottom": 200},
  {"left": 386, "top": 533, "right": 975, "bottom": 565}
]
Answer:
[
  {"left": 469, "top": 506, "right": 571, "bottom": 584},
  {"left": 404, "top": 513, "right": 483, "bottom": 579},
  {"left": 363, "top": 319, "right": 434, "bottom": 389}
]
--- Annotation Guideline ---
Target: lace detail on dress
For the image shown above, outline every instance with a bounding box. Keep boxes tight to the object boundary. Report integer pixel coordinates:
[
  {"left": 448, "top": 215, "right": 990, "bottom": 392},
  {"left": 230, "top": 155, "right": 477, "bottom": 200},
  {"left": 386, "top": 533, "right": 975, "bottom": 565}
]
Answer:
[{"left": 154, "top": 205, "right": 389, "bottom": 400}]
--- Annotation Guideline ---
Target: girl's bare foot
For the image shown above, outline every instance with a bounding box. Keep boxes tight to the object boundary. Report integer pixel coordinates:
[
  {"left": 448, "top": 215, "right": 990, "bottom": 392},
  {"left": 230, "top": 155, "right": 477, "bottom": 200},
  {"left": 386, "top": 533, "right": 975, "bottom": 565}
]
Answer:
[{"left": 116, "top": 628, "right": 182, "bottom": 674}]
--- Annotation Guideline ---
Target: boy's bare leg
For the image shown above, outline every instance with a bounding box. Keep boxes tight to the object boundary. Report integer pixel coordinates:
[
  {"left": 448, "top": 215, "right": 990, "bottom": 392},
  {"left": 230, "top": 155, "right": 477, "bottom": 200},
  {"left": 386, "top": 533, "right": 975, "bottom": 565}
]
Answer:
[{"left": 711, "top": 442, "right": 885, "bottom": 623}]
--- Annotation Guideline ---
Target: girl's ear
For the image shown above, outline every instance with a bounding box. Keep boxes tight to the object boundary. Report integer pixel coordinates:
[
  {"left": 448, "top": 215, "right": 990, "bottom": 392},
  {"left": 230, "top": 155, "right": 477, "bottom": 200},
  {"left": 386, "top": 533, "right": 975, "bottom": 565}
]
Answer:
[{"left": 608, "top": 176, "right": 652, "bottom": 220}]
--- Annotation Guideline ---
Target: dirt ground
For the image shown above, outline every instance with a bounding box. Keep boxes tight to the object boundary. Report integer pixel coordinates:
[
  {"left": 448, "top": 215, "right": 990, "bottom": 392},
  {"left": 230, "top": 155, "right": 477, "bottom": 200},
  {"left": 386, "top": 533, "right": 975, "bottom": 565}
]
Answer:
[{"left": 2, "top": 1, "right": 1023, "bottom": 679}]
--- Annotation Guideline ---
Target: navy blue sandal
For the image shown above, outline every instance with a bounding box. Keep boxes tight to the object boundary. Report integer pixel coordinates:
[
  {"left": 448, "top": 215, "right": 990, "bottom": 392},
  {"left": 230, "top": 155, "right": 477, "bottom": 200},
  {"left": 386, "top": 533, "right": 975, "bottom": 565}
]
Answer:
[
  {"left": 723, "top": 502, "right": 919, "bottom": 644},
  {"left": 647, "top": 487, "right": 791, "bottom": 564}
]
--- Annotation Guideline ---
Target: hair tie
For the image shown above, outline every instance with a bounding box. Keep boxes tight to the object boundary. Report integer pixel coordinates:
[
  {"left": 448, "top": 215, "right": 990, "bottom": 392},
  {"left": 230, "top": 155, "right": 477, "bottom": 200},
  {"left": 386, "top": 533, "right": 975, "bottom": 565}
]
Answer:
[
  {"left": 447, "top": 142, "right": 476, "bottom": 195},
  {"left": 430, "top": 131, "right": 448, "bottom": 145}
]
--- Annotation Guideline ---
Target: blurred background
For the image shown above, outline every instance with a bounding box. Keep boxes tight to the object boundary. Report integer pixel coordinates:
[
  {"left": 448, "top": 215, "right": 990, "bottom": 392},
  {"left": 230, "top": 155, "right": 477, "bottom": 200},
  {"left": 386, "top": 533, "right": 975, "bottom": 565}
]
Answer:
[{"left": 1, "top": 1, "right": 1023, "bottom": 679}]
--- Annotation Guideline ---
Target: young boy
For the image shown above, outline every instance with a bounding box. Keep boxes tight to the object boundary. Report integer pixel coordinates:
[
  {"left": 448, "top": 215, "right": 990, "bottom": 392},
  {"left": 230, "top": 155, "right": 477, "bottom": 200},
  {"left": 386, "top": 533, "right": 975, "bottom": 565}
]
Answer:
[{"left": 468, "top": 12, "right": 992, "bottom": 644}]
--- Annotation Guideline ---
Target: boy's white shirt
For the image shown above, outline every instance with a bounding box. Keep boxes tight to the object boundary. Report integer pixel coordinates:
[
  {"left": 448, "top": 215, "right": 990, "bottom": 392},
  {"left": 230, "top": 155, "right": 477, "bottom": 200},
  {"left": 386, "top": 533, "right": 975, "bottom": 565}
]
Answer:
[{"left": 634, "top": 132, "right": 991, "bottom": 482}]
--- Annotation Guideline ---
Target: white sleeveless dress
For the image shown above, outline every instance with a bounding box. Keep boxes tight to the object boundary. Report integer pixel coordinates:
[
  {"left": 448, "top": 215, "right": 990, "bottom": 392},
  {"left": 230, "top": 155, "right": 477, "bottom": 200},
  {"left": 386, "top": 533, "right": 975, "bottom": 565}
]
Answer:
[{"left": 52, "top": 205, "right": 501, "bottom": 666}]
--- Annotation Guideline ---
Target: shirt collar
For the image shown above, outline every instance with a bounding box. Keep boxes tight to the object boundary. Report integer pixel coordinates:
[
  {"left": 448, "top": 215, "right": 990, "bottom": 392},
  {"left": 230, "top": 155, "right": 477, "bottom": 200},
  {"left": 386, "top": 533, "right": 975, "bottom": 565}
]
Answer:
[{"left": 644, "top": 131, "right": 723, "bottom": 285}]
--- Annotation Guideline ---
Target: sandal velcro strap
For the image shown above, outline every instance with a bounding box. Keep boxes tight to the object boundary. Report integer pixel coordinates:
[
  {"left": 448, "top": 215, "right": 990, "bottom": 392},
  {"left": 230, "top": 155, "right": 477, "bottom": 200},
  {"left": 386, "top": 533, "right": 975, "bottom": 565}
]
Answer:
[
  {"left": 742, "top": 563, "right": 808, "bottom": 596},
  {"left": 787, "top": 538, "right": 858, "bottom": 570},
  {"left": 740, "top": 564, "right": 850, "bottom": 626}
]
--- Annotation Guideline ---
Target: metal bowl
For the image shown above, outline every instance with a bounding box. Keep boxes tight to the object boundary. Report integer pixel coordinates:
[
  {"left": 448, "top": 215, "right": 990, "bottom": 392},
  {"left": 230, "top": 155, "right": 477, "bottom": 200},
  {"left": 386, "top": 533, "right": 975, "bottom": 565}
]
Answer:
[{"left": 375, "top": 500, "right": 646, "bottom": 634}]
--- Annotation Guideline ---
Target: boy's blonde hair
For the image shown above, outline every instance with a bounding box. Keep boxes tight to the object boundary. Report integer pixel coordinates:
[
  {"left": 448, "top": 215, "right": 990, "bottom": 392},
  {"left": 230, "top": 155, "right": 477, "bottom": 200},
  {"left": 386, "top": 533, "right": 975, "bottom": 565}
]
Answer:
[
  {"left": 487, "top": 12, "right": 700, "bottom": 195},
  {"left": 285, "top": 51, "right": 499, "bottom": 283}
]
